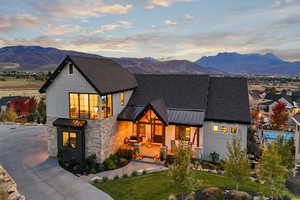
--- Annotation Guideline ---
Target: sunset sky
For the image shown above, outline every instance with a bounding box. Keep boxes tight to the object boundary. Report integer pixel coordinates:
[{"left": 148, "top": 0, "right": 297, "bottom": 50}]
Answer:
[{"left": 1, "top": 0, "right": 300, "bottom": 61}]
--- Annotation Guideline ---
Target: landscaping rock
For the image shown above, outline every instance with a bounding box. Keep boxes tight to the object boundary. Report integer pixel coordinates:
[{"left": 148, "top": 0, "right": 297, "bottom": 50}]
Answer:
[
  {"left": 227, "top": 190, "right": 252, "bottom": 200},
  {"left": 91, "top": 176, "right": 102, "bottom": 183},
  {"left": 195, "top": 187, "right": 224, "bottom": 200}
]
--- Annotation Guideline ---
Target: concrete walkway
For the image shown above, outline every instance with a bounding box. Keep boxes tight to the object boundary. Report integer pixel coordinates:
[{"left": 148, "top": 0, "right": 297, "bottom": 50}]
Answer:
[
  {"left": 82, "top": 160, "right": 168, "bottom": 182},
  {"left": 0, "top": 125, "right": 112, "bottom": 200}
]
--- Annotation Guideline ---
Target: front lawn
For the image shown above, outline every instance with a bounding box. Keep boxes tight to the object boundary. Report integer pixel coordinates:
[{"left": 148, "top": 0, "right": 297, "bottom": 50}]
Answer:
[{"left": 94, "top": 170, "right": 293, "bottom": 200}]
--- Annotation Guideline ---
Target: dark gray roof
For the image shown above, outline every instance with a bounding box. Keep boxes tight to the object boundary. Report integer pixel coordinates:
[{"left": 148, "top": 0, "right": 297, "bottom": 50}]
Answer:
[
  {"left": 264, "top": 92, "right": 281, "bottom": 101},
  {"left": 260, "top": 100, "right": 274, "bottom": 106},
  {"left": 40, "top": 56, "right": 137, "bottom": 94},
  {"left": 0, "top": 96, "right": 27, "bottom": 106},
  {"left": 53, "top": 118, "right": 87, "bottom": 128},
  {"left": 148, "top": 98, "right": 168, "bottom": 125},
  {"left": 292, "top": 114, "right": 300, "bottom": 125},
  {"left": 119, "top": 75, "right": 250, "bottom": 125},
  {"left": 205, "top": 77, "right": 251, "bottom": 124}
]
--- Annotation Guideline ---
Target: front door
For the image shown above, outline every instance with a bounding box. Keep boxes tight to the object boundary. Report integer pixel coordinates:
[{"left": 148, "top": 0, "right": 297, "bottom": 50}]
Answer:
[
  {"left": 151, "top": 124, "right": 165, "bottom": 144},
  {"left": 57, "top": 128, "right": 85, "bottom": 163}
]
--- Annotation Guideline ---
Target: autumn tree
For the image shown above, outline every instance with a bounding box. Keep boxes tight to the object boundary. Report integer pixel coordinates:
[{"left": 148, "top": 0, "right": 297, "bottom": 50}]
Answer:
[
  {"left": 223, "top": 137, "right": 250, "bottom": 191},
  {"left": 258, "top": 142, "right": 290, "bottom": 199},
  {"left": 168, "top": 140, "right": 195, "bottom": 200},
  {"left": 270, "top": 102, "right": 289, "bottom": 130}
]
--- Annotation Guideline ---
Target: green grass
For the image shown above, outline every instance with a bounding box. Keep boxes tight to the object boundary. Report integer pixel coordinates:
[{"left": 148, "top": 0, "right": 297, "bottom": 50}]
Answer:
[{"left": 94, "top": 170, "right": 293, "bottom": 200}]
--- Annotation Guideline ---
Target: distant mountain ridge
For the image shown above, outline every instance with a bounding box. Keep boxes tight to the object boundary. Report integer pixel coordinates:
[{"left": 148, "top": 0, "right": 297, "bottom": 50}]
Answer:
[
  {"left": 0, "top": 46, "right": 222, "bottom": 74},
  {"left": 196, "top": 52, "right": 300, "bottom": 75}
]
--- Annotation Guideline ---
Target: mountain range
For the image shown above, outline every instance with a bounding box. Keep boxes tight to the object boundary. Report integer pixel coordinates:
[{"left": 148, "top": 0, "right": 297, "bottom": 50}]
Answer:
[
  {"left": 0, "top": 46, "right": 299, "bottom": 75},
  {"left": 196, "top": 52, "right": 300, "bottom": 75},
  {"left": 0, "top": 46, "right": 221, "bottom": 74}
]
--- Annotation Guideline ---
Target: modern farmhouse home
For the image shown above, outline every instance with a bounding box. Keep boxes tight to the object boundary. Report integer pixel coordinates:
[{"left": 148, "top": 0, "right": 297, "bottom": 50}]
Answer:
[{"left": 39, "top": 55, "right": 251, "bottom": 163}]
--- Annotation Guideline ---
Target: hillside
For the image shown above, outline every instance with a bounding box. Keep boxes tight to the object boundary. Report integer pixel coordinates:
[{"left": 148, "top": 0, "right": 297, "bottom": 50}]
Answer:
[
  {"left": 0, "top": 46, "right": 221, "bottom": 74},
  {"left": 196, "top": 52, "right": 300, "bottom": 75}
]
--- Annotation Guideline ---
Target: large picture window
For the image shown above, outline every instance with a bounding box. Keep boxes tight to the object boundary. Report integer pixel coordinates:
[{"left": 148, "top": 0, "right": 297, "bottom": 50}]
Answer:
[
  {"left": 69, "top": 93, "right": 99, "bottom": 120},
  {"left": 101, "top": 94, "right": 113, "bottom": 119},
  {"left": 175, "top": 126, "right": 191, "bottom": 141}
]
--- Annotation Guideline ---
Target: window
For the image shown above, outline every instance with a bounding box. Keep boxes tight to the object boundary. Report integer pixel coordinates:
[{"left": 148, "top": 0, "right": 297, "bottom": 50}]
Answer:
[
  {"left": 139, "top": 109, "right": 162, "bottom": 124},
  {"left": 120, "top": 92, "right": 125, "bottom": 105},
  {"left": 62, "top": 131, "right": 77, "bottom": 149},
  {"left": 101, "top": 94, "right": 113, "bottom": 119},
  {"left": 221, "top": 126, "right": 228, "bottom": 133},
  {"left": 231, "top": 127, "right": 238, "bottom": 134},
  {"left": 213, "top": 125, "right": 219, "bottom": 132},
  {"left": 137, "top": 124, "right": 146, "bottom": 137},
  {"left": 175, "top": 126, "right": 191, "bottom": 141},
  {"left": 69, "top": 63, "right": 73, "bottom": 74},
  {"left": 69, "top": 93, "right": 99, "bottom": 120}
]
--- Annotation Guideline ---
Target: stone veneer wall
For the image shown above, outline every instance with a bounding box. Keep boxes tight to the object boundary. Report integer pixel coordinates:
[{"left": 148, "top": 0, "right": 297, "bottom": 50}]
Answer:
[
  {"left": 47, "top": 115, "right": 132, "bottom": 163},
  {"left": 47, "top": 116, "right": 57, "bottom": 157}
]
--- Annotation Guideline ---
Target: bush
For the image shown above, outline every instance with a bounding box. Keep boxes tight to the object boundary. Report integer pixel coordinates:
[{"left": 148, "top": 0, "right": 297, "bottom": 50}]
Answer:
[
  {"left": 122, "top": 173, "right": 128, "bottom": 178},
  {"left": 131, "top": 171, "right": 138, "bottom": 176},
  {"left": 90, "top": 168, "right": 97, "bottom": 174},
  {"left": 5, "top": 109, "right": 17, "bottom": 121},
  {"left": 195, "top": 187, "right": 224, "bottom": 200},
  {"left": 26, "top": 112, "right": 37, "bottom": 122},
  {"left": 165, "top": 155, "right": 175, "bottom": 166},
  {"left": 103, "top": 158, "right": 117, "bottom": 170},
  {"left": 119, "top": 158, "right": 128, "bottom": 166},
  {"left": 116, "top": 149, "right": 134, "bottom": 160},
  {"left": 142, "top": 169, "right": 147, "bottom": 175},
  {"left": 102, "top": 176, "right": 108, "bottom": 182},
  {"left": 113, "top": 175, "right": 119, "bottom": 180},
  {"left": 210, "top": 152, "right": 220, "bottom": 163},
  {"left": 86, "top": 154, "right": 97, "bottom": 170}
]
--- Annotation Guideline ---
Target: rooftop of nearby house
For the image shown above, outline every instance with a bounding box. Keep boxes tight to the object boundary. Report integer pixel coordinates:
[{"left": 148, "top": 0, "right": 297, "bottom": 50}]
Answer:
[
  {"left": 0, "top": 96, "right": 28, "bottom": 106},
  {"left": 40, "top": 55, "right": 251, "bottom": 126}
]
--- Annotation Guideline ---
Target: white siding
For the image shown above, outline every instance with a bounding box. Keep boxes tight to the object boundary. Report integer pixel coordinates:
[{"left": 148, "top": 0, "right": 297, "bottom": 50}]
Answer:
[
  {"left": 203, "top": 121, "right": 248, "bottom": 160},
  {"left": 112, "top": 90, "right": 133, "bottom": 117},
  {"left": 46, "top": 62, "right": 97, "bottom": 118}
]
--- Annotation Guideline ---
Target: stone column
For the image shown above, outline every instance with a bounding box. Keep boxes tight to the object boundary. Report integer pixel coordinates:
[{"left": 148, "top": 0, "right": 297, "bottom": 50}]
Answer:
[
  {"left": 160, "top": 146, "right": 167, "bottom": 161},
  {"left": 47, "top": 116, "right": 57, "bottom": 157}
]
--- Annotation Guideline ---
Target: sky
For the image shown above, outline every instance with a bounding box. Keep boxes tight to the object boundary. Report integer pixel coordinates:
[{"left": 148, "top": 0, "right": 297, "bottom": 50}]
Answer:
[{"left": 1, "top": 0, "right": 300, "bottom": 61}]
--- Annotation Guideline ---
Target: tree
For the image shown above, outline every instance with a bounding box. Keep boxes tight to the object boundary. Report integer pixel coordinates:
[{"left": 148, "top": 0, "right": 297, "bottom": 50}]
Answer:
[
  {"left": 168, "top": 140, "right": 195, "bottom": 199},
  {"left": 250, "top": 108, "right": 259, "bottom": 122},
  {"left": 223, "top": 137, "right": 250, "bottom": 191},
  {"left": 5, "top": 108, "right": 17, "bottom": 121},
  {"left": 270, "top": 102, "right": 289, "bottom": 130},
  {"left": 258, "top": 142, "right": 290, "bottom": 199},
  {"left": 274, "top": 136, "right": 295, "bottom": 170},
  {"left": 37, "top": 99, "right": 46, "bottom": 123}
]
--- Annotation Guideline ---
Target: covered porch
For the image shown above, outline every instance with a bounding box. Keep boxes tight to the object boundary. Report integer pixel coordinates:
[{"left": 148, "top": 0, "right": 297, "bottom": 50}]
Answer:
[{"left": 118, "top": 103, "right": 204, "bottom": 160}]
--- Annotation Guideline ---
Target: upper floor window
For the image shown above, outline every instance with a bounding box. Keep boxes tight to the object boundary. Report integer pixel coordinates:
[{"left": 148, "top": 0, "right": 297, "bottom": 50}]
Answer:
[
  {"left": 212, "top": 125, "right": 238, "bottom": 134},
  {"left": 175, "top": 126, "right": 191, "bottom": 141},
  {"left": 69, "top": 93, "right": 99, "bottom": 120},
  {"left": 101, "top": 94, "right": 113, "bottom": 119},
  {"left": 120, "top": 92, "right": 125, "bottom": 105},
  {"left": 69, "top": 63, "right": 73, "bottom": 74},
  {"left": 231, "top": 127, "right": 238, "bottom": 134}
]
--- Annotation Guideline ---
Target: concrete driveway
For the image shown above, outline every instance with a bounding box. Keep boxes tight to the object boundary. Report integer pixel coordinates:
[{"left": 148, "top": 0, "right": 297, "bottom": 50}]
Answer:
[{"left": 0, "top": 125, "right": 112, "bottom": 200}]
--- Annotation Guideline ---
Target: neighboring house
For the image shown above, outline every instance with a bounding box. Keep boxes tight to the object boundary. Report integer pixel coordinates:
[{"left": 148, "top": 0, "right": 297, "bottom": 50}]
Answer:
[
  {"left": 0, "top": 96, "right": 29, "bottom": 113},
  {"left": 291, "top": 115, "right": 300, "bottom": 165},
  {"left": 39, "top": 56, "right": 251, "bottom": 163}
]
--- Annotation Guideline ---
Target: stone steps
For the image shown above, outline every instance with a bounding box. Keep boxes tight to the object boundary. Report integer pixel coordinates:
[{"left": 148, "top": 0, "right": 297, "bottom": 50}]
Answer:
[{"left": 132, "top": 158, "right": 164, "bottom": 166}]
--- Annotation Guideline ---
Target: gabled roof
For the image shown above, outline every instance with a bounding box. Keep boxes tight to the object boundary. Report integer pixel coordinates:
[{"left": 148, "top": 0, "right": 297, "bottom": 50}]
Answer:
[
  {"left": 119, "top": 75, "right": 250, "bottom": 125},
  {"left": 39, "top": 56, "right": 137, "bottom": 94},
  {"left": 205, "top": 77, "right": 251, "bottom": 124}
]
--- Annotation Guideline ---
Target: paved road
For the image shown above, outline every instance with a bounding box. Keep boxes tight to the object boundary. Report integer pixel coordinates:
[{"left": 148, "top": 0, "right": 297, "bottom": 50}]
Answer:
[{"left": 0, "top": 125, "right": 112, "bottom": 200}]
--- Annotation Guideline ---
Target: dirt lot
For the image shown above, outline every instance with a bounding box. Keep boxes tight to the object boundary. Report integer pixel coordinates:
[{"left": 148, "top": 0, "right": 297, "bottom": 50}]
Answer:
[{"left": 0, "top": 77, "right": 44, "bottom": 98}]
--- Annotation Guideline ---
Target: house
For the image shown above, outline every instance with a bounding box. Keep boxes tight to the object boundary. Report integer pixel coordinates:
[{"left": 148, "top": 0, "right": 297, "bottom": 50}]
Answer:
[
  {"left": 39, "top": 56, "right": 251, "bottom": 163},
  {"left": 291, "top": 115, "right": 300, "bottom": 166}
]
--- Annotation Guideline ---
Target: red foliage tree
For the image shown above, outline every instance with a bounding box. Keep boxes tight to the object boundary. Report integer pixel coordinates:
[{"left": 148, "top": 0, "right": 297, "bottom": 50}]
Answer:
[
  {"left": 7, "top": 97, "right": 37, "bottom": 115},
  {"left": 270, "top": 102, "right": 289, "bottom": 130},
  {"left": 251, "top": 108, "right": 259, "bottom": 122}
]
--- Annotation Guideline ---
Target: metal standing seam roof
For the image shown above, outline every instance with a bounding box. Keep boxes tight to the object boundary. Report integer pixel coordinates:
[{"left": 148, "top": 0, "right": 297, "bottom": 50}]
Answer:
[{"left": 53, "top": 118, "right": 87, "bottom": 128}]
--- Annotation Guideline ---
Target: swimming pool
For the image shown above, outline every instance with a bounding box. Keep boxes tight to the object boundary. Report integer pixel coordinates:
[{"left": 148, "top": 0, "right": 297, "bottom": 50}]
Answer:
[{"left": 263, "top": 130, "right": 294, "bottom": 141}]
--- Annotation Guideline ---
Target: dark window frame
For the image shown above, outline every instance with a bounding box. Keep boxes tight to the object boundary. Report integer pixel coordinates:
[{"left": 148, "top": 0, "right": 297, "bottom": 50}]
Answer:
[
  {"left": 69, "top": 92, "right": 99, "bottom": 120},
  {"left": 101, "top": 94, "right": 113, "bottom": 119},
  {"left": 175, "top": 126, "right": 191, "bottom": 141},
  {"left": 62, "top": 131, "right": 77, "bottom": 149},
  {"left": 69, "top": 63, "right": 73, "bottom": 74}
]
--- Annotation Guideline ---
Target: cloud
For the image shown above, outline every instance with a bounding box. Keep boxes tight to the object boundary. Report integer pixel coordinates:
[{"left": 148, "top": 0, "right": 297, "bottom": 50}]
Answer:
[
  {"left": 0, "top": 14, "right": 41, "bottom": 32},
  {"left": 93, "top": 21, "right": 133, "bottom": 34},
  {"left": 165, "top": 20, "right": 177, "bottom": 25},
  {"left": 0, "top": 36, "right": 59, "bottom": 47},
  {"left": 184, "top": 14, "right": 193, "bottom": 20},
  {"left": 273, "top": 0, "right": 296, "bottom": 8},
  {"left": 44, "top": 24, "right": 81, "bottom": 35},
  {"left": 34, "top": 0, "right": 133, "bottom": 19},
  {"left": 145, "top": 0, "right": 192, "bottom": 9}
]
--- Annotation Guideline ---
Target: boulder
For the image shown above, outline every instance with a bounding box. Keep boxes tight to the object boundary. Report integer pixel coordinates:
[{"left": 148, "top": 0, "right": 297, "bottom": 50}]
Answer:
[{"left": 195, "top": 187, "right": 224, "bottom": 200}]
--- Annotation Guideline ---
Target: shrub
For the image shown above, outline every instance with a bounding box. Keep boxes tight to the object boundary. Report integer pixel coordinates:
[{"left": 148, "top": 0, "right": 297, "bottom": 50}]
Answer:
[
  {"left": 119, "top": 158, "right": 128, "bottom": 166},
  {"left": 165, "top": 155, "right": 175, "bottom": 166},
  {"left": 102, "top": 176, "right": 108, "bottom": 182},
  {"left": 90, "top": 168, "right": 97, "bottom": 174},
  {"left": 131, "top": 171, "right": 138, "bottom": 176},
  {"left": 122, "top": 173, "right": 128, "bottom": 178},
  {"left": 195, "top": 187, "right": 224, "bottom": 200},
  {"left": 210, "top": 152, "right": 220, "bottom": 163},
  {"left": 113, "top": 175, "right": 119, "bottom": 180},
  {"left": 103, "top": 158, "right": 117, "bottom": 170},
  {"left": 26, "top": 112, "right": 37, "bottom": 122},
  {"left": 5, "top": 109, "right": 17, "bottom": 121},
  {"left": 86, "top": 154, "right": 97, "bottom": 170},
  {"left": 117, "top": 149, "right": 134, "bottom": 160},
  {"left": 142, "top": 169, "right": 147, "bottom": 175}
]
